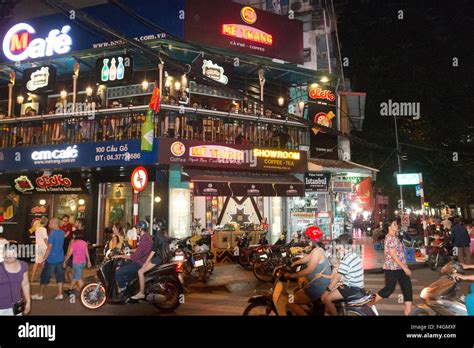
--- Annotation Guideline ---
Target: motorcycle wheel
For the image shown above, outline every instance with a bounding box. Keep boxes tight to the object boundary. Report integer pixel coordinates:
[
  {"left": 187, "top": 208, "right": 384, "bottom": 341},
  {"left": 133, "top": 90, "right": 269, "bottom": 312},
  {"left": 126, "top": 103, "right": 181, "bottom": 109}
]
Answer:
[
  {"left": 253, "top": 259, "right": 274, "bottom": 282},
  {"left": 428, "top": 253, "right": 438, "bottom": 271},
  {"left": 243, "top": 302, "right": 275, "bottom": 316},
  {"left": 410, "top": 308, "right": 430, "bottom": 316},
  {"left": 80, "top": 282, "right": 107, "bottom": 310},
  {"left": 207, "top": 259, "right": 215, "bottom": 274},
  {"left": 149, "top": 280, "right": 183, "bottom": 313},
  {"left": 345, "top": 306, "right": 375, "bottom": 316},
  {"left": 238, "top": 253, "right": 250, "bottom": 267},
  {"left": 198, "top": 266, "right": 207, "bottom": 282}
]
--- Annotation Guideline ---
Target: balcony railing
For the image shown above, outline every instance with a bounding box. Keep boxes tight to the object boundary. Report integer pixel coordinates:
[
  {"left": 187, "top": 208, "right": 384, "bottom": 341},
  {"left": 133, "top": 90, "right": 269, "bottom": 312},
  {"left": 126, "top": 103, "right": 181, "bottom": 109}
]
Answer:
[{"left": 0, "top": 104, "right": 309, "bottom": 150}]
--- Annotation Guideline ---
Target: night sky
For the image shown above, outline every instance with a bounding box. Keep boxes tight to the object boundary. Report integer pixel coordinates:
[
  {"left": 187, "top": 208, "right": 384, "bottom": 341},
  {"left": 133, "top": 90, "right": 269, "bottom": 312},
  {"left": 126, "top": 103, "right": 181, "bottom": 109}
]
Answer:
[{"left": 335, "top": 0, "right": 474, "bottom": 206}]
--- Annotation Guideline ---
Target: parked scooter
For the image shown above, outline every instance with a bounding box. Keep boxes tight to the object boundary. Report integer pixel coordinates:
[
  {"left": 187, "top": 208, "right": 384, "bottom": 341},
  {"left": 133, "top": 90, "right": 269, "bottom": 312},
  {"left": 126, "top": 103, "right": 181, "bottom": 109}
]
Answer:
[
  {"left": 234, "top": 232, "right": 269, "bottom": 268},
  {"left": 410, "top": 261, "right": 468, "bottom": 316},
  {"left": 80, "top": 250, "right": 184, "bottom": 313},
  {"left": 427, "top": 233, "right": 454, "bottom": 271},
  {"left": 244, "top": 261, "right": 378, "bottom": 316}
]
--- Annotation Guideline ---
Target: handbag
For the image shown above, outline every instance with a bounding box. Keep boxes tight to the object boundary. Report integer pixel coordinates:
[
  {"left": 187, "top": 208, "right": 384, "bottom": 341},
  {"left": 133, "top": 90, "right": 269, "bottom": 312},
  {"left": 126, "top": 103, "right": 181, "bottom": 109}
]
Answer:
[{"left": 1, "top": 263, "right": 25, "bottom": 315}]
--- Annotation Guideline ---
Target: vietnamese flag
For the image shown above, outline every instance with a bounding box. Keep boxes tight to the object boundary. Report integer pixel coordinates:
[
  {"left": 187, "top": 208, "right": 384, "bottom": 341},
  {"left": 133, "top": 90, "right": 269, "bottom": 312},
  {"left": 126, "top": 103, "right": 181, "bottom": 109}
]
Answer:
[{"left": 149, "top": 86, "right": 161, "bottom": 112}]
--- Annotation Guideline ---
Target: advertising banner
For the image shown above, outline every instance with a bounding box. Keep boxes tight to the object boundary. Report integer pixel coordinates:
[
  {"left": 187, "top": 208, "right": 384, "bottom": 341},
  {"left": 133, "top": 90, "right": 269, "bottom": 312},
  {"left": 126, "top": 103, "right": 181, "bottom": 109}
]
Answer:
[
  {"left": 0, "top": 139, "right": 158, "bottom": 172},
  {"left": 158, "top": 138, "right": 307, "bottom": 173},
  {"left": 184, "top": 0, "right": 303, "bottom": 64},
  {"left": 10, "top": 172, "right": 87, "bottom": 195},
  {"left": 305, "top": 172, "right": 330, "bottom": 192}
]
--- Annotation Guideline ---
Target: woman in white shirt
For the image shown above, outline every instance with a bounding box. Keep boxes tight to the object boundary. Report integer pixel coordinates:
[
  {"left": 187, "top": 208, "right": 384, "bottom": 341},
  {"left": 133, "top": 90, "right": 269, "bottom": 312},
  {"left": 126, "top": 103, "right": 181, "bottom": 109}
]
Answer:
[{"left": 31, "top": 217, "right": 49, "bottom": 282}]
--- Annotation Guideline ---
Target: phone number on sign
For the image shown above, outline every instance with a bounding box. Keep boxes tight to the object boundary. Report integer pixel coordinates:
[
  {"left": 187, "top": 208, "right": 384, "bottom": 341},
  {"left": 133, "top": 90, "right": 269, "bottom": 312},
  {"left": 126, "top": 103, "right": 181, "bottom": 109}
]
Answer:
[{"left": 94, "top": 153, "right": 141, "bottom": 162}]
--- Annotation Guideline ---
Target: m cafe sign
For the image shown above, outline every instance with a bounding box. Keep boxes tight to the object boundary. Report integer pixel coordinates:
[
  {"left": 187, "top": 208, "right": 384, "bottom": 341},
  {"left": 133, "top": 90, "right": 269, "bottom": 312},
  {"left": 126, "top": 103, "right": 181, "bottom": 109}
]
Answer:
[{"left": 2, "top": 23, "right": 72, "bottom": 62}]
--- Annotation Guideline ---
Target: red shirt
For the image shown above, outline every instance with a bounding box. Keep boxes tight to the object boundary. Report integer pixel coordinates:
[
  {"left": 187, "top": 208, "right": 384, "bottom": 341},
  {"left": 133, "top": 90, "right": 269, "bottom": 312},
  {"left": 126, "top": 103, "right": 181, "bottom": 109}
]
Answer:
[{"left": 61, "top": 223, "right": 74, "bottom": 240}]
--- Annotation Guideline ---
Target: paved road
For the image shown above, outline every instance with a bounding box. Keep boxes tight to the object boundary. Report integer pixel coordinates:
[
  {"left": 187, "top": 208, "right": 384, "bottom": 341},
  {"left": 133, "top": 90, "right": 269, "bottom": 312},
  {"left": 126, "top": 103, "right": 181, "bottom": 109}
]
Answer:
[{"left": 28, "top": 264, "right": 472, "bottom": 316}]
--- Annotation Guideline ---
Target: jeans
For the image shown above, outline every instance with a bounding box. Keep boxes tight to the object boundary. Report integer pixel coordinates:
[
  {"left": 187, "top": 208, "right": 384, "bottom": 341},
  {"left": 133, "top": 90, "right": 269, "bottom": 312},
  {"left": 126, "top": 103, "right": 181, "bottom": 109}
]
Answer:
[
  {"left": 115, "top": 261, "right": 141, "bottom": 289},
  {"left": 72, "top": 263, "right": 85, "bottom": 280},
  {"left": 40, "top": 262, "right": 65, "bottom": 285}
]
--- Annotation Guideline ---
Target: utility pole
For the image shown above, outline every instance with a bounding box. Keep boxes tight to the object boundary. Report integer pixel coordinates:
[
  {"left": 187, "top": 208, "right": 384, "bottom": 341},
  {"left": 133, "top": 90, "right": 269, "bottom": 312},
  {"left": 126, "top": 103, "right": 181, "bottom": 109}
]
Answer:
[{"left": 394, "top": 114, "right": 404, "bottom": 212}]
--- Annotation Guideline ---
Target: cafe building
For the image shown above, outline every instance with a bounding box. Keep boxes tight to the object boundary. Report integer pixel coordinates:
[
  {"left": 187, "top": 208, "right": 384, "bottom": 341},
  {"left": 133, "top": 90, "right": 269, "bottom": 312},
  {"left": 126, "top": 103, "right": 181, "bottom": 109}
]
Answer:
[{"left": 0, "top": 0, "right": 335, "bottom": 248}]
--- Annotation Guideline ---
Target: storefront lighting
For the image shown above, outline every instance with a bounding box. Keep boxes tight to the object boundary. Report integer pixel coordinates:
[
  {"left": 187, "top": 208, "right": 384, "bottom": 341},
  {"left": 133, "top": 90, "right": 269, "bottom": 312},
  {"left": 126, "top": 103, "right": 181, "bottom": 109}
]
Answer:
[
  {"left": 39, "top": 199, "right": 46, "bottom": 206},
  {"left": 70, "top": 205, "right": 76, "bottom": 211},
  {"left": 320, "top": 76, "right": 329, "bottom": 83},
  {"left": 154, "top": 196, "right": 162, "bottom": 203},
  {"left": 141, "top": 80, "right": 149, "bottom": 91},
  {"left": 16, "top": 95, "right": 24, "bottom": 104},
  {"left": 174, "top": 81, "right": 181, "bottom": 91},
  {"left": 310, "top": 83, "right": 319, "bottom": 89},
  {"left": 277, "top": 96, "right": 284, "bottom": 106},
  {"left": 78, "top": 199, "right": 85, "bottom": 205},
  {"left": 182, "top": 74, "right": 187, "bottom": 86},
  {"left": 60, "top": 90, "right": 68, "bottom": 99},
  {"left": 165, "top": 76, "right": 172, "bottom": 87},
  {"left": 298, "top": 100, "right": 305, "bottom": 109},
  {"left": 85, "top": 86, "right": 93, "bottom": 96}
]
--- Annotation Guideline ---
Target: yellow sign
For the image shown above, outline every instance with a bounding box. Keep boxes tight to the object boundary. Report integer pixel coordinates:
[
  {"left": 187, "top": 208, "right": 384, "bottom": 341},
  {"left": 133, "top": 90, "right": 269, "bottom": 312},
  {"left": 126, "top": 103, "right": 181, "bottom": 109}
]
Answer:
[
  {"left": 253, "top": 149, "right": 300, "bottom": 160},
  {"left": 423, "top": 202, "right": 429, "bottom": 206}
]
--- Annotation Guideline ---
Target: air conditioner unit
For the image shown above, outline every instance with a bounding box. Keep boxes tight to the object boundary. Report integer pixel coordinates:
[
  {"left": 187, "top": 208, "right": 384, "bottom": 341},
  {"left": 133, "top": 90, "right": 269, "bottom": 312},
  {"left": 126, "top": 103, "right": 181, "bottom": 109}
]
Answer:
[{"left": 289, "top": 0, "right": 313, "bottom": 13}]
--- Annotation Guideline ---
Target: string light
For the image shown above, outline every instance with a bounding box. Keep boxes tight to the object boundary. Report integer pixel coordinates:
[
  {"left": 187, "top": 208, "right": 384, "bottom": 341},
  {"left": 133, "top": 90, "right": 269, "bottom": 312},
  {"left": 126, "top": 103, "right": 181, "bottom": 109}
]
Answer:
[
  {"left": 141, "top": 80, "right": 149, "bottom": 90},
  {"left": 16, "top": 95, "right": 24, "bottom": 104},
  {"left": 277, "top": 96, "right": 284, "bottom": 106},
  {"left": 60, "top": 90, "right": 68, "bottom": 99},
  {"left": 85, "top": 86, "right": 93, "bottom": 96}
]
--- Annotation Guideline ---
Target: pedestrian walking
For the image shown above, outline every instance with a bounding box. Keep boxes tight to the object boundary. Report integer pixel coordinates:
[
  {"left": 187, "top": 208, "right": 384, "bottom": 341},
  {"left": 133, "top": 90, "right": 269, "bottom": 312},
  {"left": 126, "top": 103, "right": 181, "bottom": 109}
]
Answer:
[
  {"left": 63, "top": 232, "right": 91, "bottom": 295},
  {"left": 31, "top": 218, "right": 65, "bottom": 301},
  {"left": 31, "top": 217, "right": 48, "bottom": 282},
  {"left": 0, "top": 243, "right": 31, "bottom": 316},
  {"left": 451, "top": 218, "right": 471, "bottom": 264},
  {"left": 373, "top": 217, "right": 413, "bottom": 315}
]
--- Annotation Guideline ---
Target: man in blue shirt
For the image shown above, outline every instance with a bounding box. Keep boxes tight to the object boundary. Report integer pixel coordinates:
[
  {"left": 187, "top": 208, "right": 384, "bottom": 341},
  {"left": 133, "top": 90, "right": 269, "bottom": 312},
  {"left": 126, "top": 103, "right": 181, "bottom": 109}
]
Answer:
[
  {"left": 451, "top": 218, "right": 471, "bottom": 264},
  {"left": 32, "top": 218, "right": 65, "bottom": 301}
]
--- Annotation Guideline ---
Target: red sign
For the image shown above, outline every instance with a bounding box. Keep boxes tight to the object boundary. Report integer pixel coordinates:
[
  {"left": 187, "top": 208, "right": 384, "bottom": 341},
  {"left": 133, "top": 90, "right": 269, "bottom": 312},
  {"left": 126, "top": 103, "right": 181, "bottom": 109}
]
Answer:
[
  {"left": 131, "top": 166, "right": 148, "bottom": 192},
  {"left": 308, "top": 86, "right": 336, "bottom": 102},
  {"left": 185, "top": 0, "right": 303, "bottom": 64},
  {"left": 31, "top": 206, "right": 47, "bottom": 214},
  {"left": 36, "top": 174, "right": 72, "bottom": 189}
]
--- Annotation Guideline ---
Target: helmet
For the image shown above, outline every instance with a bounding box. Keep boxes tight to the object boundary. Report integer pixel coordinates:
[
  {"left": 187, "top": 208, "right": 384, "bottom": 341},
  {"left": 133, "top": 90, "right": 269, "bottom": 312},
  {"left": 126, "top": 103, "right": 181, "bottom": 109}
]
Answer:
[
  {"left": 305, "top": 225, "right": 322, "bottom": 242},
  {"left": 137, "top": 220, "right": 148, "bottom": 230}
]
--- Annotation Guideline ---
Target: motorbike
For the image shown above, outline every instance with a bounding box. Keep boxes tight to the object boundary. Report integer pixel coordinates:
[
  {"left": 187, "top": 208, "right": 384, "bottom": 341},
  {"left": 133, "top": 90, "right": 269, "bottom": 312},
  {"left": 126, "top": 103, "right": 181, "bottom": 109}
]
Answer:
[
  {"left": 427, "top": 233, "right": 454, "bottom": 271},
  {"left": 244, "top": 261, "right": 378, "bottom": 316},
  {"left": 192, "top": 235, "right": 215, "bottom": 282},
  {"left": 80, "top": 250, "right": 184, "bottom": 313},
  {"left": 252, "top": 243, "right": 291, "bottom": 282},
  {"left": 234, "top": 232, "right": 269, "bottom": 268},
  {"left": 410, "top": 261, "right": 467, "bottom": 316}
]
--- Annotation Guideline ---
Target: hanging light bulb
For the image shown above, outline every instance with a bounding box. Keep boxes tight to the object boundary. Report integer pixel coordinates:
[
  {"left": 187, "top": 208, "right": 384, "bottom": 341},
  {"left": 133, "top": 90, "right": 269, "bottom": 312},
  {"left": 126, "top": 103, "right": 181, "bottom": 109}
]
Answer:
[
  {"left": 165, "top": 76, "right": 171, "bottom": 87},
  {"left": 277, "top": 96, "right": 284, "bottom": 106},
  {"left": 141, "top": 80, "right": 149, "bottom": 90},
  {"left": 16, "top": 95, "right": 24, "bottom": 104},
  {"left": 85, "top": 86, "right": 93, "bottom": 96},
  {"left": 298, "top": 100, "right": 305, "bottom": 109},
  {"left": 320, "top": 76, "right": 329, "bottom": 83},
  {"left": 60, "top": 90, "right": 68, "bottom": 99},
  {"left": 174, "top": 81, "right": 181, "bottom": 91}
]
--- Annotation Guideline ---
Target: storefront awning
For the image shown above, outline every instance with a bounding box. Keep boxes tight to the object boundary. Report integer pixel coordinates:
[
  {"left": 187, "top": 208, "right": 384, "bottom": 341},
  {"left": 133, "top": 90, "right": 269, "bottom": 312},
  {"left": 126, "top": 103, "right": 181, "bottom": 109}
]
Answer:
[
  {"left": 308, "top": 159, "right": 378, "bottom": 177},
  {"left": 185, "top": 169, "right": 305, "bottom": 197}
]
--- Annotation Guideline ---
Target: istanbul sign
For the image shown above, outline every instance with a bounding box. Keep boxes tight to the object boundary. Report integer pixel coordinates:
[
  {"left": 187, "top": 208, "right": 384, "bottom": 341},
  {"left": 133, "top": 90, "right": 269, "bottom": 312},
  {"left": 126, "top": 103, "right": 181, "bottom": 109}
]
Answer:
[{"left": 2, "top": 23, "right": 72, "bottom": 62}]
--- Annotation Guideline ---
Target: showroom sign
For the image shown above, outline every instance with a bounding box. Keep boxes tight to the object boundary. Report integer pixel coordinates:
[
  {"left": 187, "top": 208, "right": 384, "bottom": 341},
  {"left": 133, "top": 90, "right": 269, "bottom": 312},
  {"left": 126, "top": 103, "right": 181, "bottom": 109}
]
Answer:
[{"left": 159, "top": 139, "right": 306, "bottom": 173}]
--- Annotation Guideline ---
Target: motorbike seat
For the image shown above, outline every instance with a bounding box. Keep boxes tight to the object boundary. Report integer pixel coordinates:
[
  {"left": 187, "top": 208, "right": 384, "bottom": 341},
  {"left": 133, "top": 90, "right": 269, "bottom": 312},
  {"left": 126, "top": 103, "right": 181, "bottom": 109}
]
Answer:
[
  {"left": 145, "top": 262, "right": 174, "bottom": 275},
  {"left": 332, "top": 290, "right": 368, "bottom": 304}
]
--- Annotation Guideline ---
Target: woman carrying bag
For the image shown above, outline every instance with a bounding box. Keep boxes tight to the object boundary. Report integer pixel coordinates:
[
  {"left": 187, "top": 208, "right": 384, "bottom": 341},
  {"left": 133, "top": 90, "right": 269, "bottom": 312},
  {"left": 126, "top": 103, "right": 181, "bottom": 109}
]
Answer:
[{"left": 0, "top": 244, "right": 31, "bottom": 316}]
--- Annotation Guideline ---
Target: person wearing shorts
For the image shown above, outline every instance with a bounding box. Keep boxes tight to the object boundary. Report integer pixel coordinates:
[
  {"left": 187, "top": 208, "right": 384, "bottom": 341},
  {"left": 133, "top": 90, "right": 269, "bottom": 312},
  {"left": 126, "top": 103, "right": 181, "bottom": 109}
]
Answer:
[
  {"left": 63, "top": 232, "right": 91, "bottom": 295},
  {"left": 31, "top": 218, "right": 65, "bottom": 301},
  {"left": 31, "top": 217, "right": 48, "bottom": 282},
  {"left": 323, "top": 234, "right": 364, "bottom": 315}
]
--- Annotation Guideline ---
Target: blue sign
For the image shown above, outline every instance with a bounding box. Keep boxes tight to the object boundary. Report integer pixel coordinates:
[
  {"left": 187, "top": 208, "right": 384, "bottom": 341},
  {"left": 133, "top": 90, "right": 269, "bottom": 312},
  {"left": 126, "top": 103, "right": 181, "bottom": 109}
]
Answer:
[
  {"left": 415, "top": 184, "right": 421, "bottom": 197},
  {"left": 0, "top": 0, "right": 184, "bottom": 63},
  {"left": 0, "top": 139, "right": 158, "bottom": 172}
]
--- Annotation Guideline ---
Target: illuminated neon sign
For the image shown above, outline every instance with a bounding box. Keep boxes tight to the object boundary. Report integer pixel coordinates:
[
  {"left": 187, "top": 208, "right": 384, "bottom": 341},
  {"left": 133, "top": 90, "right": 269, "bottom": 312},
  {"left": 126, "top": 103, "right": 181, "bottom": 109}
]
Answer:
[
  {"left": 222, "top": 24, "right": 273, "bottom": 45},
  {"left": 190, "top": 145, "right": 244, "bottom": 161},
  {"left": 253, "top": 149, "right": 301, "bottom": 160},
  {"left": 2, "top": 23, "right": 72, "bottom": 62},
  {"left": 241, "top": 6, "right": 257, "bottom": 24}
]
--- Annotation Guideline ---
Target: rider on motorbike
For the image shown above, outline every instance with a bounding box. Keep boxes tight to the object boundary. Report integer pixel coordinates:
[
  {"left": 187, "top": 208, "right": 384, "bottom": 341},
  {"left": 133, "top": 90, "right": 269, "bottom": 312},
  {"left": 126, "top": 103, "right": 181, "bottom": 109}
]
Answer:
[
  {"left": 130, "top": 227, "right": 171, "bottom": 300},
  {"left": 322, "top": 234, "right": 364, "bottom": 315},
  {"left": 453, "top": 263, "right": 474, "bottom": 315},
  {"left": 284, "top": 226, "right": 332, "bottom": 315},
  {"left": 112, "top": 221, "right": 153, "bottom": 297}
]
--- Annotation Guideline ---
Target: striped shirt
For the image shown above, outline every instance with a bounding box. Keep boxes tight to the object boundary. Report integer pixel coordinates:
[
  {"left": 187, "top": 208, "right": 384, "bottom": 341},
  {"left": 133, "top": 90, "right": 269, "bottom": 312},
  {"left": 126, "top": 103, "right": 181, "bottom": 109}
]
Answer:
[{"left": 337, "top": 252, "right": 364, "bottom": 289}]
